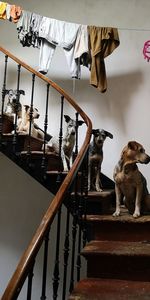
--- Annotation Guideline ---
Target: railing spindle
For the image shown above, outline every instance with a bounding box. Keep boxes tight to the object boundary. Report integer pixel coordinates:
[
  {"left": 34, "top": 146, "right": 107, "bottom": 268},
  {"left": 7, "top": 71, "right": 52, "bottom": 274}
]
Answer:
[
  {"left": 56, "top": 95, "right": 64, "bottom": 184},
  {"left": 0, "top": 54, "right": 8, "bottom": 144},
  {"left": 27, "top": 73, "right": 35, "bottom": 155},
  {"left": 12, "top": 64, "right": 21, "bottom": 153},
  {"left": 26, "top": 261, "right": 35, "bottom": 300},
  {"left": 41, "top": 83, "right": 50, "bottom": 178},
  {"left": 62, "top": 206, "right": 70, "bottom": 300},
  {"left": 52, "top": 206, "right": 62, "bottom": 300},
  {"left": 40, "top": 227, "right": 50, "bottom": 300}
]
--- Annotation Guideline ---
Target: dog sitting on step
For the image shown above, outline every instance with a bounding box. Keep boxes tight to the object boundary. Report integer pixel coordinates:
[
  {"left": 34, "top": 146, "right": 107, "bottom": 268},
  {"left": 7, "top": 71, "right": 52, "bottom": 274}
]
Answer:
[
  {"left": 113, "top": 141, "right": 150, "bottom": 218},
  {"left": 5, "top": 89, "right": 24, "bottom": 118},
  {"left": 88, "top": 129, "right": 113, "bottom": 192},
  {"left": 45, "top": 115, "right": 84, "bottom": 171},
  {"left": 17, "top": 105, "right": 41, "bottom": 138}
]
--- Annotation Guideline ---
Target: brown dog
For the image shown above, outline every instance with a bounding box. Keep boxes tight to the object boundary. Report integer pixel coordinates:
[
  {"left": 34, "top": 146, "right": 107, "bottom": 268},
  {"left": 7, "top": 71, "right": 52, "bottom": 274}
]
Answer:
[
  {"left": 88, "top": 129, "right": 113, "bottom": 192},
  {"left": 113, "top": 141, "right": 150, "bottom": 218}
]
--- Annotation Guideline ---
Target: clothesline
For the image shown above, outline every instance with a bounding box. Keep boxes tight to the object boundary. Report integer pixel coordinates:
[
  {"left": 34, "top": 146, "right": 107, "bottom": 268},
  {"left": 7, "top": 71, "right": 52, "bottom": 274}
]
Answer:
[
  {"left": 1, "top": 1, "right": 149, "bottom": 95},
  {"left": 118, "top": 27, "right": 150, "bottom": 32}
]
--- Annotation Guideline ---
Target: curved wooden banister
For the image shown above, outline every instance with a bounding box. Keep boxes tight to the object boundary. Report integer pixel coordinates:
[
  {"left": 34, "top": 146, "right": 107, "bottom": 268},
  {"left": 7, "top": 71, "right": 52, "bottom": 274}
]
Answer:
[{"left": 0, "top": 45, "right": 92, "bottom": 300}]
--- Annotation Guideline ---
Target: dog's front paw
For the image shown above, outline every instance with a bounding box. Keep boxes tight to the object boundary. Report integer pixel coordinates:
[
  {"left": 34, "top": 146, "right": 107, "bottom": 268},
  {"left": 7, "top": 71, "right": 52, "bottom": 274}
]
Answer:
[
  {"left": 113, "top": 210, "right": 121, "bottom": 217},
  {"left": 133, "top": 211, "right": 140, "bottom": 218}
]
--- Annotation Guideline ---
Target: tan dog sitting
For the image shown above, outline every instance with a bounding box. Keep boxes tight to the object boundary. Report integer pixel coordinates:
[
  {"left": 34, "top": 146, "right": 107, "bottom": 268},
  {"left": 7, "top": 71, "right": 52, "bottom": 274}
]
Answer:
[
  {"left": 113, "top": 141, "right": 150, "bottom": 218},
  {"left": 17, "top": 105, "right": 40, "bottom": 138}
]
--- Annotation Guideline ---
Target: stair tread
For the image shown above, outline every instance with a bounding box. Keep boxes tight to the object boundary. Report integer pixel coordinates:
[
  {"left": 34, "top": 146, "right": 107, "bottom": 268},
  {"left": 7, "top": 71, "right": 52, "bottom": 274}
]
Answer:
[
  {"left": 69, "top": 278, "right": 150, "bottom": 300},
  {"left": 71, "top": 189, "right": 115, "bottom": 199},
  {"left": 86, "top": 207, "right": 150, "bottom": 223},
  {"left": 82, "top": 240, "right": 150, "bottom": 257}
]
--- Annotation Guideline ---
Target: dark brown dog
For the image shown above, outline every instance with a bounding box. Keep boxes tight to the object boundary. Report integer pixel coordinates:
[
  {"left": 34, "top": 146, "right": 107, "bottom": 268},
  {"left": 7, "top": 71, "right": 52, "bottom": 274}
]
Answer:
[{"left": 113, "top": 141, "right": 150, "bottom": 218}]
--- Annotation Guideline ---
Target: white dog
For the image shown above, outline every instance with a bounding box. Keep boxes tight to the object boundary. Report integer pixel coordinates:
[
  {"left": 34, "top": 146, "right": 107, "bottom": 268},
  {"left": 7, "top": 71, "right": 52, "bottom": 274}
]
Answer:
[
  {"left": 17, "top": 105, "right": 40, "bottom": 138},
  {"left": 45, "top": 115, "right": 84, "bottom": 171}
]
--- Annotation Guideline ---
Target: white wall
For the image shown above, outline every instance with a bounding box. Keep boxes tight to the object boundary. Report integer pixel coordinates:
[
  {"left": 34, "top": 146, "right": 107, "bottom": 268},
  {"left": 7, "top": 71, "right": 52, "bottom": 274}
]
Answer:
[
  {"left": 1, "top": 0, "right": 150, "bottom": 297},
  {"left": 1, "top": 0, "right": 150, "bottom": 184}
]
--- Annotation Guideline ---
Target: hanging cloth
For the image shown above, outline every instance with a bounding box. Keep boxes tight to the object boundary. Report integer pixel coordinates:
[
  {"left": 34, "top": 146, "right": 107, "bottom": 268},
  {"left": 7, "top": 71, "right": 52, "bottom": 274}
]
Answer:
[
  {"left": 9, "top": 4, "right": 22, "bottom": 23},
  {"left": 88, "top": 26, "right": 120, "bottom": 93},
  {"left": 0, "top": 2, "right": 7, "bottom": 19}
]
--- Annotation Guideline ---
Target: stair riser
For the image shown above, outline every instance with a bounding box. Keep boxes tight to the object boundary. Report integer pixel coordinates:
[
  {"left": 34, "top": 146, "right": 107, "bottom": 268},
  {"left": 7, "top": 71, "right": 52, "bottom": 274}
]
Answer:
[
  {"left": 86, "top": 256, "right": 150, "bottom": 281},
  {"left": 88, "top": 221, "right": 150, "bottom": 241}
]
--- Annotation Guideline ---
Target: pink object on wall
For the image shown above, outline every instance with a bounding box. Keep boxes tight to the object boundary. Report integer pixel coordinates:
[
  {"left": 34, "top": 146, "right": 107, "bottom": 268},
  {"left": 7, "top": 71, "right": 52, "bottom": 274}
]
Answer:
[{"left": 143, "top": 40, "right": 150, "bottom": 62}]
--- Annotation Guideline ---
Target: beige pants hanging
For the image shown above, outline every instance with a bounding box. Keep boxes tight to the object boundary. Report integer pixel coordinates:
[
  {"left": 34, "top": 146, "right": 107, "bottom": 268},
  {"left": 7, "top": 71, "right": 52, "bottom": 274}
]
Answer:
[{"left": 88, "top": 26, "right": 120, "bottom": 93}]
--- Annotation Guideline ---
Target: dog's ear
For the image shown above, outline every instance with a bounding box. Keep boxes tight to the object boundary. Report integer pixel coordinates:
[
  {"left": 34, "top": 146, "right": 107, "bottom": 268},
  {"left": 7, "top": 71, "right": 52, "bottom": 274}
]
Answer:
[
  {"left": 19, "top": 90, "right": 25, "bottom": 95},
  {"left": 92, "top": 129, "right": 99, "bottom": 135},
  {"left": 64, "top": 115, "right": 71, "bottom": 123},
  {"left": 24, "top": 104, "right": 30, "bottom": 112},
  {"left": 104, "top": 130, "right": 113, "bottom": 139},
  {"left": 78, "top": 120, "right": 84, "bottom": 126},
  {"left": 128, "top": 141, "right": 138, "bottom": 151},
  {"left": 5, "top": 89, "right": 12, "bottom": 95}
]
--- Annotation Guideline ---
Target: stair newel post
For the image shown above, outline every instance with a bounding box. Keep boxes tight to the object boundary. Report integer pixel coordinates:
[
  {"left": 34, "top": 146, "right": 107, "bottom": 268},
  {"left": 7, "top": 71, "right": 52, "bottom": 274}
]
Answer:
[
  {"left": 0, "top": 54, "right": 8, "bottom": 144},
  {"left": 40, "top": 226, "right": 51, "bottom": 300},
  {"left": 41, "top": 83, "right": 50, "bottom": 179},
  {"left": 52, "top": 206, "right": 62, "bottom": 300},
  {"left": 56, "top": 95, "right": 64, "bottom": 184},
  {"left": 62, "top": 202, "right": 70, "bottom": 300},
  {"left": 12, "top": 63, "right": 21, "bottom": 154}
]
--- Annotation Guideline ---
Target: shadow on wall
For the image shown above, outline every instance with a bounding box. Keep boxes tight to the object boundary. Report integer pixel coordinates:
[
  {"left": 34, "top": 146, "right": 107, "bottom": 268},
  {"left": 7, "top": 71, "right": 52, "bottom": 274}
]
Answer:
[
  {"left": 53, "top": 70, "right": 143, "bottom": 134},
  {"left": 1, "top": 67, "right": 143, "bottom": 135}
]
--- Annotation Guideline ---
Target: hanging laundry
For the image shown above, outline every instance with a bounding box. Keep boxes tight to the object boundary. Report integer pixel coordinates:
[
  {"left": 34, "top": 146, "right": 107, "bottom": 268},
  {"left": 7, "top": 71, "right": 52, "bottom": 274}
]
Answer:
[
  {"left": 30, "top": 13, "right": 43, "bottom": 48},
  {"left": 38, "top": 17, "right": 81, "bottom": 77},
  {"left": 17, "top": 11, "right": 33, "bottom": 47},
  {"left": 88, "top": 26, "right": 120, "bottom": 92},
  {"left": 0, "top": 2, "right": 7, "bottom": 19},
  {"left": 17, "top": 10, "right": 42, "bottom": 48},
  {"left": 6, "top": 3, "right": 11, "bottom": 20},
  {"left": 74, "top": 24, "right": 90, "bottom": 77},
  {"left": 9, "top": 4, "right": 22, "bottom": 23}
]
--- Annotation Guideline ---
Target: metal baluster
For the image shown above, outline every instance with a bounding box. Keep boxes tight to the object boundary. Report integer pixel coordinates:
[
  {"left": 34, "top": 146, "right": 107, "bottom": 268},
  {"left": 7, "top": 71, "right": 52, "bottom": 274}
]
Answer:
[
  {"left": 74, "top": 112, "right": 79, "bottom": 159},
  {"left": 26, "top": 261, "right": 35, "bottom": 300},
  {"left": 0, "top": 54, "right": 8, "bottom": 146},
  {"left": 40, "top": 226, "right": 50, "bottom": 300},
  {"left": 69, "top": 191, "right": 78, "bottom": 293},
  {"left": 27, "top": 73, "right": 35, "bottom": 156},
  {"left": 76, "top": 195, "right": 83, "bottom": 282},
  {"left": 69, "top": 112, "right": 81, "bottom": 293},
  {"left": 41, "top": 83, "right": 50, "bottom": 179},
  {"left": 53, "top": 206, "right": 62, "bottom": 300},
  {"left": 12, "top": 64, "right": 21, "bottom": 153},
  {"left": 62, "top": 206, "right": 70, "bottom": 300},
  {"left": 56, "top": 95, "right": 64, "bottom": 184},
  {"left": 82, "top": 149, "right": 89, "bottom": 247}
]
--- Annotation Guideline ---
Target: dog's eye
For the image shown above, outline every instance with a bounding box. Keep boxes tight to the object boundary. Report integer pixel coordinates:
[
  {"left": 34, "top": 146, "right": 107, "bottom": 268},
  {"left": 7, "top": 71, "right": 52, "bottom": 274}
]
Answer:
[{"left": 139, "top": 148, "right": 144, "bottom": 153}]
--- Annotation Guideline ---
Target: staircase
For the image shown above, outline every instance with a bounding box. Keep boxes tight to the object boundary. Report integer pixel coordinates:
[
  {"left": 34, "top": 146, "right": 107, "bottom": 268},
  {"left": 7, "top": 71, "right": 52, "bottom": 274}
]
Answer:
[
  {"left": 69, "top": 207, "right": 150, "bottom": 300},
  {"left": 1, "top": 46, "right": 150, "bottom": 300}
]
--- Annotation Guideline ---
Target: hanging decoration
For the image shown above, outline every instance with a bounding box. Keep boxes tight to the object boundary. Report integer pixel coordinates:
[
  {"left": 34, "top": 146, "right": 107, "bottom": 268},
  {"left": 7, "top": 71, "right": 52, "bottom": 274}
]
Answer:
[{"left": 143, "top": 40, "right": 150, "bottom": 62}]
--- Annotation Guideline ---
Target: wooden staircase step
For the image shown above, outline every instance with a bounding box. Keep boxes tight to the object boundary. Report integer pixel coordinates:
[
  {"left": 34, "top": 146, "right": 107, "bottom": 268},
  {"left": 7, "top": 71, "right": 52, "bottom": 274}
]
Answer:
[
  {"left": 85, "top": 189, "right": 115, "bottom": 214},
  {"left": 81, "top": 240, "right": 150, "bottom": 280},
  {"left": 82, "top": 240, "right": 150, "bottom": 257},
  {"left": 68, "top": 278, "right": 150, "bottom": 300},
  {"left": 86, "top": 207, "right": 150, "bottom": 241}
]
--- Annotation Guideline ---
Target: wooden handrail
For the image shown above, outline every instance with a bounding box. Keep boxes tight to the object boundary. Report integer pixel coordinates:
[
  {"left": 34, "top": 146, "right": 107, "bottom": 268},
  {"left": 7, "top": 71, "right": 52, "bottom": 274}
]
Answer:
[{"left": 0, "top": 45, "right": 92, "bottom": 300}]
